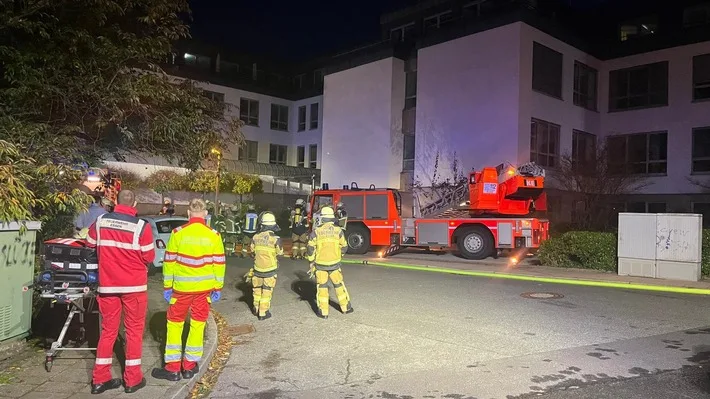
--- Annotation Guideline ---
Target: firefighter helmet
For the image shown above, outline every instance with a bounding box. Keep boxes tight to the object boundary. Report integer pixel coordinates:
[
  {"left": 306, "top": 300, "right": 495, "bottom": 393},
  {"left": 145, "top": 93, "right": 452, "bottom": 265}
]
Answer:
[
  {"left": 260, "top": 212, "right": 277, "bottom": 226},
  {"left": 295, "top": 198, "right": 305, "bottom": 206},
  {"left": 247, "top": 204, "right": 256, "bottom": 212},
  {"left": 337, "top": 202, "right": 344, "bottom": 208},
  {"left": 320, "top": 206, "right": 336, "bottom": 220}
]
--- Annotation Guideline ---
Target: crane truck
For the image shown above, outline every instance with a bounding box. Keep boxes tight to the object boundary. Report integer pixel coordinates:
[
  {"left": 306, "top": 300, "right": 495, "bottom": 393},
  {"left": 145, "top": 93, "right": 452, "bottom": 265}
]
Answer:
[{"left": 307, "top": 162, "right": 550, "bottom": 260}]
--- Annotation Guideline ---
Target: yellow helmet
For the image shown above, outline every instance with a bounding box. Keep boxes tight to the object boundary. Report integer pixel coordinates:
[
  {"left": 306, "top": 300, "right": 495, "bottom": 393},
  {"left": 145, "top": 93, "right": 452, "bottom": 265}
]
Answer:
[
  {"left": 260, "top": 212, "right": 277, "bottom": 226},
  {"left": 320, "top": 206, "right": 335, "bottom": 218}
]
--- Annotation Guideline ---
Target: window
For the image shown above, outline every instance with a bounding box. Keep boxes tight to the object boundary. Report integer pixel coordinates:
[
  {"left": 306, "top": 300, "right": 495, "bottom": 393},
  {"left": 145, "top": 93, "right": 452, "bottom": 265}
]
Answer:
[
  {"left": 530, "top": 118, "right": 560, "bottom": 168},
  {"left": 270, "top": 104, "right": 289, "bottom": 131},
  {"left": 423, "top": 11, "right": 453, "bottom": 32},
  {"left": 607, "top": 132, "right": 667, "bottom": 175},
  {"left": 390, "top": 23, "right": 415, "bottom": 42},
  {"left": 693, "top": 54, "right": 710, "bottom": 101},
  {"left": 341, "top": 195, "right": 364, "bottom": 219},
  {"left": 692, "top": 127, "right": 710, "bottom": 173},
  {"left": 693, "top": 203, "right": 710, "bottom": 228},
  {"left": 297, "top": 106, "right": 306, "bottom": 131},
  {"left": 532, "top": 42, "right": 563, "bottom": 99},
  {"left": 314, "top": 70, "right": 324, "bottom": 86},
  {"left": 183, "top": 53, "right": 211, "bottom": 69},
  {"left": 297, "top": 146, "right": 305, "bottom": 168},
  {"left": 572, "top": 130, "right": 596, "bottom": 167},
  {"left": 156, "top": 220, "right": 187, "bottom": 234},
  {"left": 573, "top": 62, "right": 598, "bottom": 111},
  {"left": 203, "top": 90, "right": 225, "bottom": 103},
  {"left": 238, "top": 140, "right": 259, "bottom": 162},
  {"left": 294, "top": 74, "right": 304, "bottom": 89},
  {"left": 364, "top": 194, "right": 389, "bottom": 220},
  {"left": 647, "top": 202, "right": 667, "bottom": 213},
  {"left": 309, "top": 144, "right": 318, "bottom": 168},
  {"left": 609, "top": 62, "right": 668, "bottom": 111},
  {"left": 404, "top": 58, "right": 417, "bottom": 109},
  {"left": 239, "top": 98, "right": 259, "bottom": 126},
  {"left": 619, "top": 16, "right": 658, "bottom": 41},
  {"left": 403, "top": 134, "right": 415, "bottom": 171},
  {"left": 310, "top": 103, "right": 319, "bottom": 129},
  {"left": 463, "top": 0, "right": 491, "bottom": 17},
  {"left": 269, "top": 144, "right": 287, "bottom": 165},
  {"left": 683, "top": 3, "right": 710, "bottom": 27}
]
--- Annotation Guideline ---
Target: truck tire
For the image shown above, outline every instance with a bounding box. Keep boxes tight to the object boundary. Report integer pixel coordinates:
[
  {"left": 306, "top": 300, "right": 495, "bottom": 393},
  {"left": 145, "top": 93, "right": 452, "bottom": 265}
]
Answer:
[
  {"left": 345, "top": 225, "right": 371, "bottom": 254},
  {"left": 457, "top": 226, "right": 494, "bottom": 260}
]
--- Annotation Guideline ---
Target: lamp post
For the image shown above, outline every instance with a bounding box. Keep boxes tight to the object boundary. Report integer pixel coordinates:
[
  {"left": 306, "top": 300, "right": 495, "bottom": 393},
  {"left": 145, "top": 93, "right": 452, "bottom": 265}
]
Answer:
[{"left": 210, "top": 148, "right": 222, "bottom": 216}]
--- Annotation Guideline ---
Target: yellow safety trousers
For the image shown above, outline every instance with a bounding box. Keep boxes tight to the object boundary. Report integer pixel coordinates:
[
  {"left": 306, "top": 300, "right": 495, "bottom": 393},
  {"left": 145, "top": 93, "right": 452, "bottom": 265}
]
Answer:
[
  {"left": 315, "top": 268, "right": 350, "bottom": 316},
  {"left": 252, "top": 276, "right": 277, "bottom": 317}
]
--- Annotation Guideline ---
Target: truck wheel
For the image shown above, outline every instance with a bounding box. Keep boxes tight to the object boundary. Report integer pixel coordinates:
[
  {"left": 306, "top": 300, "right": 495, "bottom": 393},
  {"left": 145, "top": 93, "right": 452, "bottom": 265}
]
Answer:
[
  {"left": 346, "top": 225, "right": 371, "bottom": 254},
  {"left": 457, "top": 226, "right": 493, "bottom": 260}
]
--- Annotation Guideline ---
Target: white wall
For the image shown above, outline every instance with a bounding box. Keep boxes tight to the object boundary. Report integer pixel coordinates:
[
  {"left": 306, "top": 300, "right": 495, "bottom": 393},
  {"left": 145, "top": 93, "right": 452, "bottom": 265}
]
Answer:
[
  {"left": 415, "top": 23, "right": 523, "bottom": 186},
  {"left": 321, "top": 57, "right": 405, "bottom": 189},
  {"left": 598, "top": 42, "right": 710, "bottom": 194}
]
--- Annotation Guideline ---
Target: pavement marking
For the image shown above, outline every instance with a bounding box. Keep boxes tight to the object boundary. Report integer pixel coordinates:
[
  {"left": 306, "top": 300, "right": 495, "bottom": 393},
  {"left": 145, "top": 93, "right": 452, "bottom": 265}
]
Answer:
[{"left": 342, "top": 259, "right": 710, "bottom": 296}]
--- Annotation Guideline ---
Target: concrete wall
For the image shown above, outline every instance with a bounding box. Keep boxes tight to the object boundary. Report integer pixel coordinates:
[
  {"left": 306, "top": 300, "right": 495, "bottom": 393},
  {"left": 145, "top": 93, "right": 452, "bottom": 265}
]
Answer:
[
  {"left": 415, "top": 23, "right": 523, "bottom": 186},
  {"left": 321, "top": 57, "right": 405, "bottom": 189}
]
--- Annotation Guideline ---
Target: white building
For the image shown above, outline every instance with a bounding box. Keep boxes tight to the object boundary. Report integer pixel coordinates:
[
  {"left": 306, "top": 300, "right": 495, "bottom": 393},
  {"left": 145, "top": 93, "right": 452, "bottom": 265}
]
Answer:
[
  {"left": 109, "top": 46, "right": 327, "bottom": 194},
  {"left": 320, "top": 0, "right": 710, "bottom": 224}
]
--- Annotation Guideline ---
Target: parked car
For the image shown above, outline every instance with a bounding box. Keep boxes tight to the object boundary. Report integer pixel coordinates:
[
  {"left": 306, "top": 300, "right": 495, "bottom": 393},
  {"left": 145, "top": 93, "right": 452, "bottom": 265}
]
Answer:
[{"left": 140, "top": 215, "right": 188, "bottom": 275}]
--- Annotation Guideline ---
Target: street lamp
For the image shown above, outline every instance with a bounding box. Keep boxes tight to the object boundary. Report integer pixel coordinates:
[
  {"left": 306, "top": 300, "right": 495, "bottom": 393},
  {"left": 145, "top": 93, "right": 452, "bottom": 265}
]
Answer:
[{"left": 210, "top": 148, "right": 222, "bottom": 216}]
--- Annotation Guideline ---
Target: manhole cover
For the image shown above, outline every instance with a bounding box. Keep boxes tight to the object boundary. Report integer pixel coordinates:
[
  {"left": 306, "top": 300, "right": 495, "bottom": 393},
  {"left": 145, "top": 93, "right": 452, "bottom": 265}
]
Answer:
[
  {"left": 225, "top": 324, "right": 255, "bottom": 336},
  {"left": 520, "top": 292, "right": 564, "bottom": 300}
]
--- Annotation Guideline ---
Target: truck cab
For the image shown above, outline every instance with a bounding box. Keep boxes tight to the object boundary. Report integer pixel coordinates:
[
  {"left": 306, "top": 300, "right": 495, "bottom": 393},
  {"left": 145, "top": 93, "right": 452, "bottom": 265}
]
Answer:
[{"left": 308, "top": 183, "right": 404, "bottom": 254}]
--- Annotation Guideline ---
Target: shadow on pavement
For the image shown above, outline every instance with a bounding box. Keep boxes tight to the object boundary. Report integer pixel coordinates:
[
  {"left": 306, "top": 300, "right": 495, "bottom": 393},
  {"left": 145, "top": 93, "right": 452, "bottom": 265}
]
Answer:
[
  {"left": 235, "top": 280, "right": 254, "bottom": 312},
  {"left": 290, "top": 271, "right": 318, "bottom": 315},
  {"left": 32, "top": 298, "right": 101, "bottom": 351}
]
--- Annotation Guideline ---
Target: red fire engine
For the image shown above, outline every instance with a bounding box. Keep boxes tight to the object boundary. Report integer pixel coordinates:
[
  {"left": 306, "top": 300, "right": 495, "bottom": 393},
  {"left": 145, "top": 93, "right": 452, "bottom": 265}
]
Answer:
[{"left": 308, "top": 162, "right": 550, "bottom": 260}]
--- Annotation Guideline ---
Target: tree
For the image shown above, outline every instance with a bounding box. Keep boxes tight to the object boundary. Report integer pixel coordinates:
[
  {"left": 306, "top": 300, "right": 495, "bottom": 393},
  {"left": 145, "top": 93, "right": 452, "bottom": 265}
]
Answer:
[
  {"left": 0, "top": 140, "right": 90, "bottom": 233},
  {"left": 552, "top": 144, "right": 649, "bottom": 230},
  {"left": 0, "top": 0, "right": 243, "bottom": 172}
]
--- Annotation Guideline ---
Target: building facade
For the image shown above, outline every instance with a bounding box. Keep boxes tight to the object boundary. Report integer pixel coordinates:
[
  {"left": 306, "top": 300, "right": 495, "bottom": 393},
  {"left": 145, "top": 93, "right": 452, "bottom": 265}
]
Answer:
[
  {"left": 320, "top": 0, "right": 710, "bottom": 223},
  {"left": 109, "top": 43, "right": 327, "bottom": 194}
]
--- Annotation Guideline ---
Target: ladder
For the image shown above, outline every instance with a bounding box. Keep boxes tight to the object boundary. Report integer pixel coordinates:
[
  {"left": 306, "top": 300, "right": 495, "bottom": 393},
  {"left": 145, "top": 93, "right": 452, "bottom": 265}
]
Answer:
[{"left": 417, "top": 182, "right": 470, "bottom": 218}]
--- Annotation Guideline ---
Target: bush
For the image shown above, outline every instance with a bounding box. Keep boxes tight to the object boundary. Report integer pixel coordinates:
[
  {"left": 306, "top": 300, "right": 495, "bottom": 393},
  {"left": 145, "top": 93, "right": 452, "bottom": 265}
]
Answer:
[
  {"left": 539, "top": 229, "right": 710, "bottom": 277},
  {"left": 537, "top": 231, "right": 617, "bottom": 272},
  {"left": 108, "top": 167, "right": 144, "bottom": 190},
  {"left": 144, "top": 170, "right": 190, "bottom": 193}
]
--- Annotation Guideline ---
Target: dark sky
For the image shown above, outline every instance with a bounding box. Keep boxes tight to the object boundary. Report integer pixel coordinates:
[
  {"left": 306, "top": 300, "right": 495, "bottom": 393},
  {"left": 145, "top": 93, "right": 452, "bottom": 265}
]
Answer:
[{"left": 189, "top": 0, "right": 610, "bottom": 62}]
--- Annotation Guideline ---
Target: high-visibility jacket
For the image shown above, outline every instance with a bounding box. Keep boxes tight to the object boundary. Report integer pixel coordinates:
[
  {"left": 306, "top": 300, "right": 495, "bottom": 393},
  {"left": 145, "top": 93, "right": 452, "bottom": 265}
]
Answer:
[
  {"left": 86, "top": 204, "right": 155, "bottom": 294},
  {"left": 243, "top": 212, "right": 258, "bottom": 233},
  {"left": 163, "top": 218, "right": 226, "bottom": 294},
  {"left": 250, "top": 231, "right": 284, "bottom": 276},
  {"left": 290, "top": 206, "right": 308, "bottom": 235},
  {"left": 306, "top": 222, "right": 347, "bottom": 270}
]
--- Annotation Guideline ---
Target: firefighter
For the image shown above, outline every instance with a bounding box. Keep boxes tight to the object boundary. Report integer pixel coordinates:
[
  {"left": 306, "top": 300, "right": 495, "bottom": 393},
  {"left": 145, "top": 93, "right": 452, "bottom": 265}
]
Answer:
[
  {"left": 306, "top": 206, "right": 353, "bottom": 319},
  {"left": 86, "top": 190, "right": 155, "bottom": 394},
  {"left": 289, "top": 199, "right": 309, "bottom": 259},
  {"left": 153, "top": 198, "right": 226, "bottom": 382},
  {"left": 243, "top": 212, "right": 283, "bottom": 320},
  {"left": 336, "top": 202, "right": 348, "bottom": 230},
  {"left": 240, "top": 205, "right": 259, "bottom": 258}
]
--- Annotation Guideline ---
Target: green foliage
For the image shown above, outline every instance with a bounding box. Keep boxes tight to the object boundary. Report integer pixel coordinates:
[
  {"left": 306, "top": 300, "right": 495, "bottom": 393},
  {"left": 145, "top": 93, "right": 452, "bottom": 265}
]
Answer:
[
  {"left": 0, "top": 0, "right": 243, "bottom": 171},
  {"left": 188, "top": 170, "right": 217, "bottom": 193},
  {"left": 106, "top": 167, "right": 144, "bottom": 190},
  {"left": 539, "top": 229, "right": 710, "bottom": 277},
  {"left": 537, "top": 231, "right": 618, "bottom": 272},
  {"left": 0, "top": 140, "right": 91, "bottom": 228},
  {"left": 222, "top": 172, "right": 263, "bottom": 195},
  {"left": 144, "top": 170, "right": 189, "bottom": 193}
]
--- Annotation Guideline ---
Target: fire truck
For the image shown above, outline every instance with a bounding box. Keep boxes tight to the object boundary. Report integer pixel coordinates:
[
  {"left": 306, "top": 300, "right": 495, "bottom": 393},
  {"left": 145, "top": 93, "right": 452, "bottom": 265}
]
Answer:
[{"left": 308, "top": 162, "right": 550, "bottom": 260}]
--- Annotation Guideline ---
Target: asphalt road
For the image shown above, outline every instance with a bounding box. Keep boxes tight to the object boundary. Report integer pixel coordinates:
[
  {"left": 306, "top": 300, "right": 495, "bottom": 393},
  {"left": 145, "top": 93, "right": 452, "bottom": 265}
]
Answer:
[{"left": 207, "top": 256, "right": 710, "bottom": 399}]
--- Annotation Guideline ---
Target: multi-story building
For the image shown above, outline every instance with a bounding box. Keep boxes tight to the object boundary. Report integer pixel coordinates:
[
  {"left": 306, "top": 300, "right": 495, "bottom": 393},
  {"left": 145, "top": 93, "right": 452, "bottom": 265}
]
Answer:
[
  {"left": 319, "top": 0, "right": 710, "bottom": 224},
  {"left": 109, "top": 41, "right": 327, "bottom": 193}
]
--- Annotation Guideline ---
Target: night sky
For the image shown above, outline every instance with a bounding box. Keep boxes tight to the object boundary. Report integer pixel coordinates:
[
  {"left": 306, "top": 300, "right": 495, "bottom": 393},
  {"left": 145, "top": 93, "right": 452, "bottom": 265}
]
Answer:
[{"left": 189, "top": 0, "right": 612, "bottom": 62}]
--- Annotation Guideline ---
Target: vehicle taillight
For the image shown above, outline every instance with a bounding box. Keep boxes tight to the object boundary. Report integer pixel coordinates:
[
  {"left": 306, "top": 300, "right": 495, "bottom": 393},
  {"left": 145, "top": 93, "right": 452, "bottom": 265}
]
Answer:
[{"left": 156, "top": 239, "right": 166, "bottom": 249}]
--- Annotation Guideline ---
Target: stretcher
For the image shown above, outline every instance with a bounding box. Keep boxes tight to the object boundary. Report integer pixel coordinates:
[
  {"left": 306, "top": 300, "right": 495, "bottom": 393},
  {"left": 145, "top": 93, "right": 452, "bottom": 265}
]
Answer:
[{"left": 30, "top": 238, "right": 101, "bottom": 372}]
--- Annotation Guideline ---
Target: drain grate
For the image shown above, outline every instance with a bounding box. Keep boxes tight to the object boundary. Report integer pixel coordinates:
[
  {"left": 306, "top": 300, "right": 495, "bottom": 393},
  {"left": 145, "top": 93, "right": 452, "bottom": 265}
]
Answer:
[
  {"left": 225, "top": 324, "right": 255, "bottom": 336},
  {"left": 520, "top": 292, "right": 564, "bottom": 300}
]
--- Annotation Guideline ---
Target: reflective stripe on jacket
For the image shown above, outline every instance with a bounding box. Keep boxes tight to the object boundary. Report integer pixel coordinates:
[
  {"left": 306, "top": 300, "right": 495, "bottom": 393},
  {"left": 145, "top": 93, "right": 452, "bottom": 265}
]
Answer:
[
  {"left": 306, "top": 222, "right": 347, "bottom": 269},
  {"left": 86, "top": 204, "right": 155, "bottom": 294},
  {"left": 243, "top": 213, "right": 258, "bottom": 233},
  {"left": 163, "top": 218, "right": 226, "bottom": 294},
  {"left": 250, "top": 231, "right": 283, "bottom": 275}
]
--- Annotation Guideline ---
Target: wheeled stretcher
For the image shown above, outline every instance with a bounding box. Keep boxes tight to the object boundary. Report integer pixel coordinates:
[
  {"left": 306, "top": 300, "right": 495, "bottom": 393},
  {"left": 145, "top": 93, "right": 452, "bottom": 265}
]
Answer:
[{"left": 31, "top": 238, "right": 101, "bottom": 372}]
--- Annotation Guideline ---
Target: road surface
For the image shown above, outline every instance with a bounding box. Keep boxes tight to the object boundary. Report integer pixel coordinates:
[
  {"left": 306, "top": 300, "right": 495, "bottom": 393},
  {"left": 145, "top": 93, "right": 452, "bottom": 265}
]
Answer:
[{"left": 208, "top": 256, "right": 710, "bottom": 399}]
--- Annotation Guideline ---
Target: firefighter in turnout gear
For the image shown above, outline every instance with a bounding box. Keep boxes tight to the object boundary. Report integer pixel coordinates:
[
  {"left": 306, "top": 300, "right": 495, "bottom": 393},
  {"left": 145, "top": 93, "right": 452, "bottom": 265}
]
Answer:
[
  {"left": 243, "top": 212, "right": 283, "bottom": 320},
  {"left": 153, "top": 199, "right": 226, "bottom": 382},
  {"left": 306, "top": 206, "right": 353, "bottom": 319},
  {"left": 289, "top": 199, "right": 309, "bottom": 259},
  {"left": 336, "top": 202, "right": 348, "bottom": 230},
  {"left": 240, "top": 205, "right": 259, "bottom": 258}
]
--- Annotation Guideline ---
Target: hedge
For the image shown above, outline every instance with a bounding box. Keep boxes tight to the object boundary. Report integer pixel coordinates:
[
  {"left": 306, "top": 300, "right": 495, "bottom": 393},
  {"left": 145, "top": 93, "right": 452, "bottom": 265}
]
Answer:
[{"left": 538, "top": 229, "right": 710, "bottom": 276}]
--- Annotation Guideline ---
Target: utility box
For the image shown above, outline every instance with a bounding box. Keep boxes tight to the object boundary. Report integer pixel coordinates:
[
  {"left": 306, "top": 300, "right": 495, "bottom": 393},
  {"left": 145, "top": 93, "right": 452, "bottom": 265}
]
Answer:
[
  {"left": 618, "top": 213, "right": 702, "bottom": 282},
  {"left": 0, "top": 221, "right": 42, "bottom": 343}
]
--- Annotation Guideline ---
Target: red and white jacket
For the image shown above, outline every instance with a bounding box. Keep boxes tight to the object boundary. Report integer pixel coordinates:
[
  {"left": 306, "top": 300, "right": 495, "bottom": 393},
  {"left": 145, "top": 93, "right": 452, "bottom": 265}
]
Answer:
[{"left": 86, "top": 204, "right": 155, "bottom": 294}]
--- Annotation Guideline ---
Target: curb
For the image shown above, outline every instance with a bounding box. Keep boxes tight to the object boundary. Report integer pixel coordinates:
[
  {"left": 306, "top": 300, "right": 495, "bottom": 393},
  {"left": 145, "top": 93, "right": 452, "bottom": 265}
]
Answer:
[
  {"left": 342, "top": 259, "right": 710, "bottom": 296},
  {"left": 165, "top": 312, "right": 219, "bottom": 399}
]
